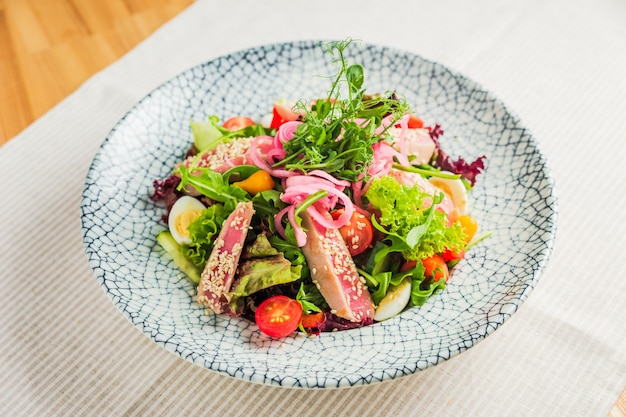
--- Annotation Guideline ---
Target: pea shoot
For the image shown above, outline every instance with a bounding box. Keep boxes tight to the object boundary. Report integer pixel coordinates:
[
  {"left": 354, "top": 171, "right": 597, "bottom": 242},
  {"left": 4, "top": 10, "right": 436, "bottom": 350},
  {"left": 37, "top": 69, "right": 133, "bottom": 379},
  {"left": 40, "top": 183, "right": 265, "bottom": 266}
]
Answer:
[{"left": 280, "top": 39, "right": 411, "bottom": 182}]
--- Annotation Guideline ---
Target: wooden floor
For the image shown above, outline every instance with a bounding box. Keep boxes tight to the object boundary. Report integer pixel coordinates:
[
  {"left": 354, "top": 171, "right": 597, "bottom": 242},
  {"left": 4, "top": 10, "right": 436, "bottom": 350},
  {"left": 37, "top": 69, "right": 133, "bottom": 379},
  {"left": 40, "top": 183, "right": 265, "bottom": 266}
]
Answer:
[{"left": 0, "top": 0, "right": 194, "bottom": 145}]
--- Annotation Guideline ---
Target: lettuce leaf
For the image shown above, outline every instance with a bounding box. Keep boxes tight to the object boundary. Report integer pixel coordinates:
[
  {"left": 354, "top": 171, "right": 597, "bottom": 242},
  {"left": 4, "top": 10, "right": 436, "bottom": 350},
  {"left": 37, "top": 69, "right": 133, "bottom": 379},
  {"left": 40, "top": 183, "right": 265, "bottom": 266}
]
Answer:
[
  {"left": 184, "top": 203, "right": 230, "bottom": 267},
  {"left": 191, "top": 115, "right": 274, "bottom": 152},
  {"left": 226, "top": 254, "right": 302, "bottom": 314},
  {"left": 365, "top": 175, "right": 466, "bottom": 260},
  {"left": 242, "top": 233, "right": 279, "bottom": 259},
  {"left": 190, "top": 116, "right": 224, "bottom": 151}
]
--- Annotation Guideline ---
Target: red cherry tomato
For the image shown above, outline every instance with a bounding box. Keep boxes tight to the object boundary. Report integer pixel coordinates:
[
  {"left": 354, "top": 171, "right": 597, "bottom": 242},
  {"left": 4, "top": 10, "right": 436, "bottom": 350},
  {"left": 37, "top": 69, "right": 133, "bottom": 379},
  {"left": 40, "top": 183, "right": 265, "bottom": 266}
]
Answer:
[
  {"left": 396, "top": 114, "right": 425, "bottom": 129},
  {"left": 399, "top": 259, "right": 417, "bottom": 273},
  {"left": 223, "top": 116, "right": 255, "bottom": 131},
  {"left": 331, "top": 209, "right": 374, "bottom": 256},
  {"left": 422, "top": 254, "right": 450, "bottom": 283},
  {"left": 301, "top": 312, "right": 325, "bottom": 329},
  {"left": 269, "top": 102, "right": 300, "bottom": 129},
  {"left": 255, "top": 295, "right": 302, "bottom": 338},
  {"left": 407, "top": 114, "right": 424, "bottom": 128},
  {"left": 269, "top": 107, "right": 287, "bottom": 129},
  {"left": 441, "top": 248, "right": 465, "bottom": 262}
]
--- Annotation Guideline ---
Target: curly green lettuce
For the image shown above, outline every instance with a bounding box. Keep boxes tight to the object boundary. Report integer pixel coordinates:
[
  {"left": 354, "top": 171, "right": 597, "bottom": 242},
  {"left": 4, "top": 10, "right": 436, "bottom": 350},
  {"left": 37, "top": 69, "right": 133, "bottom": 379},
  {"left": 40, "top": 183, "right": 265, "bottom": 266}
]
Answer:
[
  {"left": 365, "top": 175, "right": 466, "bottom": 261},
  {"left": 184, "top": 203, "right": 230, "bottom": 267}
]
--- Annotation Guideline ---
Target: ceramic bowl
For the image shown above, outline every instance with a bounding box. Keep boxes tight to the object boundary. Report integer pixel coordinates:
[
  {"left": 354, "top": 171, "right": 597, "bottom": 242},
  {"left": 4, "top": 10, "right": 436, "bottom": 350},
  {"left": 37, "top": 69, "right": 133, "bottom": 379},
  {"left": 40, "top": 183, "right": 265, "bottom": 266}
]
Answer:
[{"left": 81, "top": 40, "right": 557, "bottom": 388}]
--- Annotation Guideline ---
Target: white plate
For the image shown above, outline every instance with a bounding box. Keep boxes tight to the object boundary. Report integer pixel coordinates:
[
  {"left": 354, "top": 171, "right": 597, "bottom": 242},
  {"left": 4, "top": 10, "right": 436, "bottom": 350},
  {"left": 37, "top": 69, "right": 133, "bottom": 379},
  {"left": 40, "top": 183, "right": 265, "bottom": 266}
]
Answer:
[{"left": 81, "top": 40, "right": 558, "bottom": 388}]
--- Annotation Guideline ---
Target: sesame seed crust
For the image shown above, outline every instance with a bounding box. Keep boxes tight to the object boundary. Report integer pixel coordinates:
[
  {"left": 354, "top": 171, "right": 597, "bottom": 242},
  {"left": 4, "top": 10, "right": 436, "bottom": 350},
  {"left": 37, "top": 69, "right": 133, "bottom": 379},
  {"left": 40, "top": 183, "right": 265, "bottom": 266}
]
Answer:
[
  {"left": 196, "top": 201, "right": 255, "bottom": 314},
  {"left": 301, "top": 212, "right": 375, "bottom": 322},
  {"left": 184, "top": 137, "right": 255, "bottom": 171}
]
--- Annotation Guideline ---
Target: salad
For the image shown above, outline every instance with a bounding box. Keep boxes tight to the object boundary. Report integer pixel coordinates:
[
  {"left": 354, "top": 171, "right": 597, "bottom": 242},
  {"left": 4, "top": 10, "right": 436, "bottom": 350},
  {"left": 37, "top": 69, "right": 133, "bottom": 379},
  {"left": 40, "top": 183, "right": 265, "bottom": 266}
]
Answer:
[{"left": 151, "top": 40, "right": 487, "bottom": 338}]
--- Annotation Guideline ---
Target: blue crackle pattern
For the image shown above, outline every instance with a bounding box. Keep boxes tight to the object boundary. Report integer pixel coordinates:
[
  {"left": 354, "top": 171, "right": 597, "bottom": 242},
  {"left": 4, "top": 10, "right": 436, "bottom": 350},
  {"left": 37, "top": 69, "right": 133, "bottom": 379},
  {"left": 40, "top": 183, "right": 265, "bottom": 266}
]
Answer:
[{"left": 81, "top": 40, "right": 558, "bottom": 389}]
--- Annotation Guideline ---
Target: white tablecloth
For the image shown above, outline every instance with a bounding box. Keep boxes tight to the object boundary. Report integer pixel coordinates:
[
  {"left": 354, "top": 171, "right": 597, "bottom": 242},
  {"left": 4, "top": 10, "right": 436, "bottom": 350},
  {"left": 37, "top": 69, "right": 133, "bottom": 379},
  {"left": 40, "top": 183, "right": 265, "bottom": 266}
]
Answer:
[{"left": 1, "top": 0, "right": 625, "bottom": 415}]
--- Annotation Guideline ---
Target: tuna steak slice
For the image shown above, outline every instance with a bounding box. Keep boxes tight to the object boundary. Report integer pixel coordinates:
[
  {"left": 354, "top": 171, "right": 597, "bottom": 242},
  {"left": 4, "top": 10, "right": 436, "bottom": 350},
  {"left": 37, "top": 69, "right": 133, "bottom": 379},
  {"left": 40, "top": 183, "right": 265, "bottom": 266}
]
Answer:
[
  {"left": 197, "top": 201, "right": 254, "bottom": 313},
  {"left": 301, "top": 211, "right": 375, "bottom": 322}
]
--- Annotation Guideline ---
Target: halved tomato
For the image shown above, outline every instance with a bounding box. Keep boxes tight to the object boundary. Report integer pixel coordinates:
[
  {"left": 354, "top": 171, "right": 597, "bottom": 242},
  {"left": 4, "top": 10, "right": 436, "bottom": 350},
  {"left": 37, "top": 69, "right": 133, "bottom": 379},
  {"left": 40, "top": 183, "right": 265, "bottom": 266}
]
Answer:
[
  {"left": 301, "top": 312, "right": 325, "bottom": 329},
  {"left": 441, "top": 248, "right": 465, "bottom": 262},
  {"left": 269, "top": 102, "right": 301, "bottom": 129},
  {"left": 255, "top": 295, "right": 302, "bottom": 338},
  {"left": 407, "top": 114, "right": 424, "bottom": 128},
  {"left": 223, "top": 116, "right": 255, "bottom": 131},
  {"left": 422, "top": 254, "right": 450, "bottom": 283},
  {"left": 331, "top": 209, "right": 374, "bottom": 256}
]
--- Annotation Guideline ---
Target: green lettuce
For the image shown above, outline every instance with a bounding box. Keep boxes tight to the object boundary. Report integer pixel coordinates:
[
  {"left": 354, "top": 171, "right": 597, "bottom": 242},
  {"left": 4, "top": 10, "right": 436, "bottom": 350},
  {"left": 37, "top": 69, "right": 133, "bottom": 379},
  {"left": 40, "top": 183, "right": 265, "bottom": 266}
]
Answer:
[
  {"left": 226, "top": 254, "right": 302, "bottom": 314},
  {"left": 365, "top": 175, "right": 466, "bottom": 261},
  {"left": 190, "top": 116, "right": 224, "bottom": 151},
  {"left": 184, "top": 203, "right": 229, "bottom": 267},
  {"left": 191, "top": 115, "right": 274, "bottom": 152},
  {"left": 242, "top": 233, "right": 279, "bottom": 259}
]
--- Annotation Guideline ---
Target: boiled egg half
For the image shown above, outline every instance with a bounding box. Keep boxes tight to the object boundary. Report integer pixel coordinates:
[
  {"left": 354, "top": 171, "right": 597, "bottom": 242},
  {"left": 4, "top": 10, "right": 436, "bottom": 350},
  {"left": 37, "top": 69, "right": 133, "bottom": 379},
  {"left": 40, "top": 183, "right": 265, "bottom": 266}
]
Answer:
[
  {"left": 168, "top": 196, "right": 207, "bottom": 245},
  {"left": 429, "top": 173, "right": 469, "bottom": 216},
  {"left": 374, "top": 277, "right": 412, "bottom": 322}
]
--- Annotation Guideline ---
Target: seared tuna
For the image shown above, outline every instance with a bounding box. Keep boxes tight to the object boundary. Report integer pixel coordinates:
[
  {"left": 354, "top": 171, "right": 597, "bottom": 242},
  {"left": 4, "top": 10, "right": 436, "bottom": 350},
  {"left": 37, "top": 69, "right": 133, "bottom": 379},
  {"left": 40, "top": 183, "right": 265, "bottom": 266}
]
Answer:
[
  {"left": 197, "top": 201, "right": 254, "bottom": 313},
  {"left": 301, "top": 212, "right": 375, "bottom": 322}
]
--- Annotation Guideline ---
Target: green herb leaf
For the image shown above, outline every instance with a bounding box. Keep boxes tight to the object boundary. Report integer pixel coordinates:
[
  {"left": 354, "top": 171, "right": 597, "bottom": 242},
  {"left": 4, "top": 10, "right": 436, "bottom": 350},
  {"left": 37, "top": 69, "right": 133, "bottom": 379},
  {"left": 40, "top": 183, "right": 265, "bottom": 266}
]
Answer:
[
  {"left": 296, "top": 282, "right": 325, "bottom": 313},
  {"left": 268, "top": 234, "right": 309, "bottom": 279},
  {"left": 251, "top": 189, "right": 283, "bottom": 218},
  {"left": 176, "top": 165, "right": 248, "bottom": 212},
  {"left": 280, "top": 39, "right": 411, "bottom": 182},
  {"left": 346, "top": 64, "right": 364, "bottom": 92}
]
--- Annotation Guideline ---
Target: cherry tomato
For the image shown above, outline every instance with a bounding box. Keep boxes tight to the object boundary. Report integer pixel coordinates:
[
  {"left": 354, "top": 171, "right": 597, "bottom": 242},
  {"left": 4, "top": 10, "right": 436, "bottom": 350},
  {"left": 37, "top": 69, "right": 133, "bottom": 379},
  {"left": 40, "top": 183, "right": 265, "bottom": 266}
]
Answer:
[
  {"left": 441, "top": 248, "right": 465, "bottom": 262},
  {"left": 407, "top": 114, "right": 424, "bottom": 128},
  {"left": 422, "top": 254, "right": 450, "bottom": 283},
  {"left": 223, "top": 116, "right": 255, "bottom": 131},
  {"left": 399, "top": 259, "right": 417, "bottom": 273},
  {"left": 255, "top": 295, "right": 302, "bottom": 338},
  {"left": 269, "top": 102, "right": 300, "bottom": 129},
  {"left": 458, "top": 215, "right": 478, "bottom": 243},
  {"left": 331, "top": 209, "right": 374, "bottom": 256},
  {"left": 301, "top": 312, "right": 325, "bottom": 329},
  {"left": 269, "top": 107, "right": 287, "bottom": 129}
]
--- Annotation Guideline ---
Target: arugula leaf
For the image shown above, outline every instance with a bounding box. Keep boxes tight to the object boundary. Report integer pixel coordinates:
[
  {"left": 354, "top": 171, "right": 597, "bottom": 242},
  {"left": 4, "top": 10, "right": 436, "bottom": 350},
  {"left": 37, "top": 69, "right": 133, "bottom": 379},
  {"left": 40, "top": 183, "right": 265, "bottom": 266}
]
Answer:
[
  {"left": 294, "top": 190, "right": 327, "bottom": 216},
  {"left": 268, "top": 234, "right": 309, "bottom": 279},
  {"left": 251, "top": 189, "right": 283, "bottom": 218},
  {"left": 370, "top": 216, "right": 410, "bottom": 262},
  {"left": 176, "top": 165, "right": 248, "bottom": 212},
  {"left": 359, "top": 265, "right": 422, "bottom": 306},
  {"left": 296, "top": 282, "right": 325, "bottom": 313},
  {"left": 221, "top": 165, "right": 262, "bottom": 183},
  {"left": 410, "top": 275, "right": 446, "bottom": 306}
]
